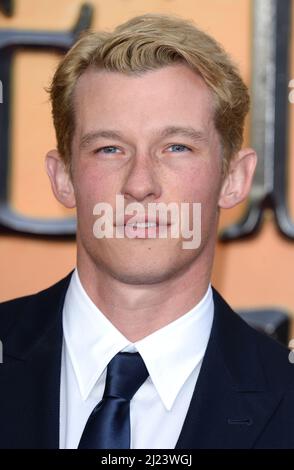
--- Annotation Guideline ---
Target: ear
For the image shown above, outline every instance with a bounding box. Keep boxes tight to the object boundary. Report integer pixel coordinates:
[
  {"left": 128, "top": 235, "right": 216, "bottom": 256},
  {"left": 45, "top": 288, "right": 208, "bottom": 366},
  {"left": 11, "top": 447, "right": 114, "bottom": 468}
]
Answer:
[
  {"left": 45, "top": 149, "right": 76, "bottom": 208},
  {"left": 218, "top": 148, "right": 257, "bottom": 209}
]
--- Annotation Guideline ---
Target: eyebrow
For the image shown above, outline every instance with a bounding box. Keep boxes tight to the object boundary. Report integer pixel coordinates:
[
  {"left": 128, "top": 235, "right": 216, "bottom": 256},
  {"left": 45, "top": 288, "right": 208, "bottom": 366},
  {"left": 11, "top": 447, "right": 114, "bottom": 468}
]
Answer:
[
  {"left": 80, "top": 126, "right": 208, "bottom": 149},
  {"left": 80, "top": 130, "right": 125, "bottom": 149},
  {"left": 159, "top": 126, "right": 208, "bottom": 144}
]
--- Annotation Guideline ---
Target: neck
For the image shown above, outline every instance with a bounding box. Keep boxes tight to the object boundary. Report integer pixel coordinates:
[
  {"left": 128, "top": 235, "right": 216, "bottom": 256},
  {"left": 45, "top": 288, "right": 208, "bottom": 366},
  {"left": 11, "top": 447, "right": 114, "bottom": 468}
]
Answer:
[{"left": 77, "top": 249, "right": 213, "bottom": 342}]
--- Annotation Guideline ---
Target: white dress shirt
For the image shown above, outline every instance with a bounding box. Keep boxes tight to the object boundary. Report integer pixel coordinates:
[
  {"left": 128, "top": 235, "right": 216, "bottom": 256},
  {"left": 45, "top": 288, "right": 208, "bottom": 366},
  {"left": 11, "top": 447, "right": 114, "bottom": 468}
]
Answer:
[{"left": 60, "top": 269, "right": 214, "bottom": 449}]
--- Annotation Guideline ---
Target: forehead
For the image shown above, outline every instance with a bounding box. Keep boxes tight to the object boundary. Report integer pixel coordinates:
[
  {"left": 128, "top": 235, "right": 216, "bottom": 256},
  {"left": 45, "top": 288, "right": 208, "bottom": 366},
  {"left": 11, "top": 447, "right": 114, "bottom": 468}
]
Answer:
[{"left": 73, "top": 64, "right": 215, "bottom": 132}]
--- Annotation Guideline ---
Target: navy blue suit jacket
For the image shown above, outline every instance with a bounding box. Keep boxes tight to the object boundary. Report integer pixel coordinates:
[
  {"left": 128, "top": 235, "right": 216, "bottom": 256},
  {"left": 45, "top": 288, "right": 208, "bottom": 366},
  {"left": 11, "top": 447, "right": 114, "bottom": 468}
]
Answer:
[{"left": 0, "top": 273, "right": 294, "bottom": 448}]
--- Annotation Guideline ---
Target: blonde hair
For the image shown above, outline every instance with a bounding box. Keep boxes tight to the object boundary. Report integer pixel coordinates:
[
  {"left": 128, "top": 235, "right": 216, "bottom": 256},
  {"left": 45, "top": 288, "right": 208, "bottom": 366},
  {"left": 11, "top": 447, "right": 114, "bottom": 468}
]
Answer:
[{"left": 49, "top": 13, "right": 249, "bottom": 170}]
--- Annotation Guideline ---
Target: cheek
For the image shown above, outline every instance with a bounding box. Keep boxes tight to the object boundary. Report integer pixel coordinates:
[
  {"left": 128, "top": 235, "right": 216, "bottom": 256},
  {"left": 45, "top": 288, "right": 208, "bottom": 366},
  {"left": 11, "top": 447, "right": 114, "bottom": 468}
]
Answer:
[
  {"left": 176, "top": 164, "right": 221, "bottom": 205},
  {"left": 74, "top": 163, "right": 117, "bottom": 208}
]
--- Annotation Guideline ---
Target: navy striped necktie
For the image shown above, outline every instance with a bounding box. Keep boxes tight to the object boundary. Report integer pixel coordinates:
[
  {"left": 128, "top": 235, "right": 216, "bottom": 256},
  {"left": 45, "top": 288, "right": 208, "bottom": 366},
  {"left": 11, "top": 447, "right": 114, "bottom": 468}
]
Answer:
[{"left": 78, "top": 352, "right": 149, "bottom": 449}]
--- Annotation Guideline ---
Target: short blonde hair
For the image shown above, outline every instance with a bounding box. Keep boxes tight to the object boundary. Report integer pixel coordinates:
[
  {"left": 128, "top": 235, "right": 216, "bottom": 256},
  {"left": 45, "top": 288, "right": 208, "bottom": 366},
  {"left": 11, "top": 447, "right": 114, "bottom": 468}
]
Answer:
[{"left": 49, "top": 13, "right": 249, "bottom": 171}]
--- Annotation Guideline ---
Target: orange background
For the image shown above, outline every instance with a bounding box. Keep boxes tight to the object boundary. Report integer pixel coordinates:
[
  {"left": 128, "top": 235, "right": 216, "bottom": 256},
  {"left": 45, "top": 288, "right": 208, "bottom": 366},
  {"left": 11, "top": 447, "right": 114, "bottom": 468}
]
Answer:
[{"left": 0, "top": 0, "right": 294, "bottom": 336}]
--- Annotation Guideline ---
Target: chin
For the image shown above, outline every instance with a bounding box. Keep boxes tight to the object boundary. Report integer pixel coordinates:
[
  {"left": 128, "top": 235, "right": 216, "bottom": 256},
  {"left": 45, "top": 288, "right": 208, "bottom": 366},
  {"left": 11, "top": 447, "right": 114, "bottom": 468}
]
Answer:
[
  {"left": 108, "top": 268, "right": 176, "bottom": 285},
  {"left": 103, "top": 253, "right": 195, "bottom": 285},
  {"left": 83, "top": 237, "right": 200, "bottom": 285}
]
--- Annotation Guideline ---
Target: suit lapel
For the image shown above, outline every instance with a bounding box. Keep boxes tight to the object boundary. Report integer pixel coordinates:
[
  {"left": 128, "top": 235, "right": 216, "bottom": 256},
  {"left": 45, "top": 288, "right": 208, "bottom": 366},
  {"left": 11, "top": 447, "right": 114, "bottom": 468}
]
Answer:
[
  {"left": 176, "top": 289, "right": 284, "bottom": 449},
  {"left": 0, "top": 274, "right": 71, "bottom": 449}
]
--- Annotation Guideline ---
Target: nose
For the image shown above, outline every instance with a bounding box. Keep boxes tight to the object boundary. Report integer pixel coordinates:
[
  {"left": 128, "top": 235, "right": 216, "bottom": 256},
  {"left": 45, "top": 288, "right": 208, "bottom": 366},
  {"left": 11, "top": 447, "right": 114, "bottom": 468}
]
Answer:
[{"left": 121, "top": 154, "right": 162, "bottom": 203}]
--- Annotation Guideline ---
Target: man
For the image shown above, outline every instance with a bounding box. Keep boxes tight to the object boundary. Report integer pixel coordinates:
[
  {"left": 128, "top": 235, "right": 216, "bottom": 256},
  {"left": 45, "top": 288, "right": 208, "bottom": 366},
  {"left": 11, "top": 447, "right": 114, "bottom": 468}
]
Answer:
[{"left": 0, "top": 13, "right": 293, "bottom": 449}]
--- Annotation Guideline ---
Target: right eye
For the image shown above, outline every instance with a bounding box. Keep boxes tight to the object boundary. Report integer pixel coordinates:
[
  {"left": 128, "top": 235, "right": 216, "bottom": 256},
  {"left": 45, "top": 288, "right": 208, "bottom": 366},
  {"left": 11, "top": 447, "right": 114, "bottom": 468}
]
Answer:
[{"left": 94, "top": 146, "right": 121, "bottom": 154}]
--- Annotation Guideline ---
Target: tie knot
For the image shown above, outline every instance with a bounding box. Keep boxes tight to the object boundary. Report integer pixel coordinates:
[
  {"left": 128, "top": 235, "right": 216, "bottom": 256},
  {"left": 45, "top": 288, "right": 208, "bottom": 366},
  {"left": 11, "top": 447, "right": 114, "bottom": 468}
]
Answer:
[{"left": 103, "top": 352, "right": 149, "bottom": 401}]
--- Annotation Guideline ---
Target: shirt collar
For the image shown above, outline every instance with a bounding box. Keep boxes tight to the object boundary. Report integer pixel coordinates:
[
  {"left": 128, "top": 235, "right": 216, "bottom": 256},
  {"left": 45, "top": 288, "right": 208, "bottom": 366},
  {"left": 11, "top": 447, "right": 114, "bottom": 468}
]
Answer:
[{"left": 63, "top": 269, "right": 214, "bottom": 410}]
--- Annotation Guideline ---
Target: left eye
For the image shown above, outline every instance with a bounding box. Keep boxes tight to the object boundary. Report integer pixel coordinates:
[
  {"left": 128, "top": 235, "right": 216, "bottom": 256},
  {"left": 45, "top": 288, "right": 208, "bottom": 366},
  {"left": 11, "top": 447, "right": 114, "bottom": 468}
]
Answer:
[{"left": 167, "top": 144, "right": 191, "bottom": 152}]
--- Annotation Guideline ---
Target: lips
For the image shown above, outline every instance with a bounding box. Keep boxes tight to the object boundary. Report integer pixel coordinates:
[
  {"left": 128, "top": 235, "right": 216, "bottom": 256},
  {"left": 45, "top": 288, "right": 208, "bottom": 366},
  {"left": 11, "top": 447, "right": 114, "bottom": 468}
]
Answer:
[
  {"left": 125, "top": 221, "right": 158, "bottom": 228},
  {"left": 114, "top": 214, "right": 171, "bottom": 227}
]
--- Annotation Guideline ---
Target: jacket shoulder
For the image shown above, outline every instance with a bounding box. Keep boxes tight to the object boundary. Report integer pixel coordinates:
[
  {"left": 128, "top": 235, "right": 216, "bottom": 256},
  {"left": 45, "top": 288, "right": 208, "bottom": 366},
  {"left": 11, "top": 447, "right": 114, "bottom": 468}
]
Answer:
[
  {"left": 212, "top": 288, "right": 294, "bottom": 389},
  {"left": 0, "top": 273, "right": 72, "bottom": 338}
]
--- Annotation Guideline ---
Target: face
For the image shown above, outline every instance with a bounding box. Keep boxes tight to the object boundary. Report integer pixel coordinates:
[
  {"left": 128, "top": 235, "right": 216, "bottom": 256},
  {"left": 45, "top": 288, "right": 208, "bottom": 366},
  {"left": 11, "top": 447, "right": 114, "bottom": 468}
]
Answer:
[{"left": 46, "top": 63, "right": 256, "bottom": 285}]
